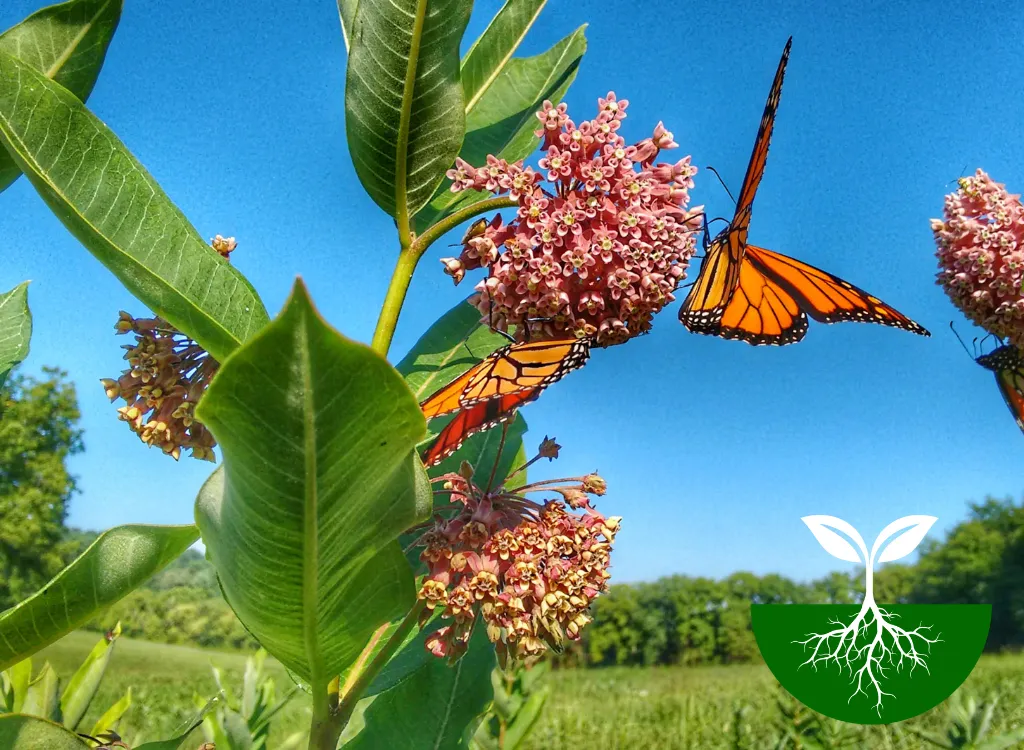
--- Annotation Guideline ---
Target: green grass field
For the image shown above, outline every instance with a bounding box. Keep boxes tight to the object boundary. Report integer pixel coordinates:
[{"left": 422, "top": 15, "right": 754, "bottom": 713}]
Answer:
[{"left": 34, "top": 632, "right": 1024, "bottom": 748}]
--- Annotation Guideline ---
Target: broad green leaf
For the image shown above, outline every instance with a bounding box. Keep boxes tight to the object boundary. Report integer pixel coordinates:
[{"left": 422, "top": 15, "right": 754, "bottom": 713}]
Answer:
[
  {"left": 0, "top": 51, "right": 269, "bottom": 362},
  {"left": 461, "top": 0, "right": 547, "bottom": 113},
  {"left": 137, "top": 695, "right": 221, "bottom": 750},
  {"left": 21, "top": 662, "right": 59, "bottom": 719},
  {"left": 0, "top": 281, "right": 31, "bottom": 389},
  {"left": 343, "top": 624, "right": 496, "bottom": 750},
  {"left": 0, "top": 0, "right": 123, "bottom": 194},
  {"left": 397, "top": 299, "right": 507, "bottom": 401},
  {"left": 60, "top": 626, "right": 120, "bottom": 729},
  {"left": 519, "top": 659, "right": 549, "bottom": 692},
  {"left": 490, "top": 668, "right": 518, "bottom": 720},
  {"left": 0, "top": 524, "right": 199, "bottom": 671},
  {"left": 416, "top": 26, "right": 587, "bottom": 231},
  {"left": 240, "top": 649, "right": 264, "bottom": 720},
  {"left": 462, "top": 25, "right": 587, "bottom": 166},
  {"left": 204, "top": 707, "right": 251, "bottom": 750},
  {"left": 337, "top": 0, "right": 358, "bottom": 50},
  {"left": 426, "top": 411, "right": 527, "bottom": 486},
  {"left": 503, "top": 441, "right": 528, "bottom": 491},
  {"left": 3, "top": 657, "right": 32, "bottom": 711},
  {"left": 503, "top": 687, "right": 549, "bottom": 749},
  {"left": 194, "top": 279, "right": 431, "bottom": 686},
  {"left": 89, "top": 686, "right": 130, "bottom": 735},
  {"left": 345, "top": 0, "right": 471, "bottom": 222},
  {"left": 0, "top": 714, "right": 89, "bottom": 748},
  {"left": 396, "top": 299, "right": 528, "bottom": 486}
]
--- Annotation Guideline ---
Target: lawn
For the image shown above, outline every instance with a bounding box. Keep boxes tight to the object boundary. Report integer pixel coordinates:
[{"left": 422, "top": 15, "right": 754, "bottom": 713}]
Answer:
[{"left": 33, "top": 632, "right": 1024, "bottom": 748}]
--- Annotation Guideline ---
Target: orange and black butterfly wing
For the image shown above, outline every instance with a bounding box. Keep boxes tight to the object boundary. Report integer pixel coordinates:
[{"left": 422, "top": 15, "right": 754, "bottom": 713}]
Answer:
[
  {"left": 732, "top": 36, "right": 792, "bottom": 237},
  {"left": 976, "top": 345, "right": 1024, "bottom": 435},
  {"left": 419, "top": 338, "right": 591, "bottom": 420},
  {"left": 460, "top": 338, "right": 590, "bottom": 406},
  {"left": 746, "top": 245, "right": 931, "bottom": 336},
  {"left": 679, "top": 236, "right": 739, "bottom": 333},
  {"left": 420, "top": 366, "right": 479, "bottom": 420},
  {"left": 421, "top": 390, "right": 537, "bottom": 467},
  {"left": 713, "top": 253, "right": 809, "bottom": 345},
  {"left": 680, "top": 37, "right": 792, "bottom": 332}
]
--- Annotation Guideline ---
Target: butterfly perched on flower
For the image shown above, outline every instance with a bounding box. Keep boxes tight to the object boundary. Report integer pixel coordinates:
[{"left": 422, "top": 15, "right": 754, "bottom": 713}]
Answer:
[
  {"left": 419, "top": 337, "right": 591, "bottom": 466},
  {"left": 975, "top": 343, "right": 1024, "bottom": 435},
  {"left": 679, "top": 37, "right": 930, "bottom": 345}
]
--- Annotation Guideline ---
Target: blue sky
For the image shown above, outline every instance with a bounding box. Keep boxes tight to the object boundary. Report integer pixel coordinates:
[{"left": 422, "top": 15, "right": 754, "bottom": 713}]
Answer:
[{"left": 2, "top": 0, "right": 1022, "bottom": 585}]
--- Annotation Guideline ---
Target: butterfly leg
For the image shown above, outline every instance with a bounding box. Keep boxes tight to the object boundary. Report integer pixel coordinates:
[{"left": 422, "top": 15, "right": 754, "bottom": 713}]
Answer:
[{"left": 487, "top": 295, "right": 517, "bottom": 343}]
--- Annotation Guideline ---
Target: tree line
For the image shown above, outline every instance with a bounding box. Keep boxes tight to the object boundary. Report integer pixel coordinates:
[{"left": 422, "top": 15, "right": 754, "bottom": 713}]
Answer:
[
  {"left": 572, "top": 497, "right": 1024, "bottom": 667},
  {"left": 2, "top": 368, "right": 1022, "bottom": 661}
]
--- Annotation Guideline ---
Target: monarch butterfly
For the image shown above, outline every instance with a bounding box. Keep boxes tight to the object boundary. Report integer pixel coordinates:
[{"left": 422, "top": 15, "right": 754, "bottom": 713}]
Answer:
[
  {"left": 975, "top": 344, "right": 1024, "bottom": 435},
  {"left": 422, "top": 390, "right": 539, "bottom": 466},
  {"left": 420, "top": 337, "right": 591, "bottom": 419},
  {"left": 419, "top": 337, "right": 591, "bottom": 466},
  {"left": 679, "top": 38, "right": 929, "bottom": 345}
]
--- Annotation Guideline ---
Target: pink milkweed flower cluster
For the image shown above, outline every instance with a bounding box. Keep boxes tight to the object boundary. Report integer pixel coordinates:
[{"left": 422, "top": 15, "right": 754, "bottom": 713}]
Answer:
[
  {"left": 412, "top": 439, "right": 618, "bottom": 662},
  {"left": 934, "top": 170, "right": 1024, "bottom": 346},
  {"left": 441, "top": 93, "right": 702, "bottom": 346}
]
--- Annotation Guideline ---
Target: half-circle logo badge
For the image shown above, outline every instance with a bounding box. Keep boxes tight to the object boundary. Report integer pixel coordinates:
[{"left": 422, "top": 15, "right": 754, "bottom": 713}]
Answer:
[{"left": 751, "top": 515, "right": 991, "bottom": 724}]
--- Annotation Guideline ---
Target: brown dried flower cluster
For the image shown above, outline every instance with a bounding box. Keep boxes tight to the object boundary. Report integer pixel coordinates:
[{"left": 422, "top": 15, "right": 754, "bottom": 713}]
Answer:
[{"left": 99, "top": 235, "right": 236, "bottom": 461}]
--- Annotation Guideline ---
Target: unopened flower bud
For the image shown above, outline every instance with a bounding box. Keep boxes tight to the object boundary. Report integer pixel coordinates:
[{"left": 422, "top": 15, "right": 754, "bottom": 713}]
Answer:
[
  {"left": 114, "top": 311, "right": 134, "bottom": 334},
  {"left": 561, "top": 488, "right": 590, "bottom": 509},
  {"left": 582, "top": 473, "right": 607, "bottom": 495},
  {"left": 99, "top": 378, "right": 121, "bottom": 401}
]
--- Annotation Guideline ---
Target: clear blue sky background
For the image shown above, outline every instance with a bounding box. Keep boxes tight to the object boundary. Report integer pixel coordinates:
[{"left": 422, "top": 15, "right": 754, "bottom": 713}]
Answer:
[{"left": 2, "top": 0, "right": 1022, "bottom": 584}]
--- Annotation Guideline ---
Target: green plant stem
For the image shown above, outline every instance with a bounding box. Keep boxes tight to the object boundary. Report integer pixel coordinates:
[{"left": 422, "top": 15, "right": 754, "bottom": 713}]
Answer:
[
  {"left": 370, "top": 196, "right": 519, "bottom": 357},
  {"left": 309, "top": 675, "right": 336, "bottom": 750},
  {"left": 370, "top": 246, "right": 420, "bottom": 357},
  {"left": 338, "top": 602, "right": 428, "bottom": 740},
  {"left": 306, "top": 602, "right": 426, "bottom": 749}
]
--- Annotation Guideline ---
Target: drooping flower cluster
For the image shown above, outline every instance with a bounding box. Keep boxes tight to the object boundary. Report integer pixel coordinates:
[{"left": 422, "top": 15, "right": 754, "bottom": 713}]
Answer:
[
  {"left": 441, "top": 93, "right": 702, "bottom": 346},
  {"left": 934, "top": 170, "right": 1024, "bottom": 346},
  {"left": 100, "top": 236, "right": 235, "bottom": 461},
  {"left": 413, "top": 438, "right": 619, "bottom": 662}
]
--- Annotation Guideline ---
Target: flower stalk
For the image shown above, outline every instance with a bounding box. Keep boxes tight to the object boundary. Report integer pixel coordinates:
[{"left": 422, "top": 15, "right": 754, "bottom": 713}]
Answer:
[{"left": 370, "top": 196, "right": 519, "bottom": 357}]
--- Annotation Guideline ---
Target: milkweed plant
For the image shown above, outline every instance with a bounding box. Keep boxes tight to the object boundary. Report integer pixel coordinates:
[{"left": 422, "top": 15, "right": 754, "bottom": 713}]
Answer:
[
  {"left": 1, "top": 0, "right": 1010, "bottom": 748},
  {"left": 0, "top": 0, "right": 645, "bottom": 747}
]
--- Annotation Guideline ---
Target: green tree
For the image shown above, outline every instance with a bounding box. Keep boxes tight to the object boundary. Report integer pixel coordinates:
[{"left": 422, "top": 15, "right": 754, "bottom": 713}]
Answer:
[
  {"left": 914, "top": 497, "right": 1024, "bottom": 650},
  {"left": 0, "top": 367, "right": 84, "bottom": 607}
]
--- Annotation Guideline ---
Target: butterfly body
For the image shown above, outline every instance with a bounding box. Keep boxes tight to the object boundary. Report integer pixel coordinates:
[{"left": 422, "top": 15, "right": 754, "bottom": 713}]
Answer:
[
  {"left": 679, "top": 37, "right": 929, "bottom": 345},
  {"left": 976, "top": 344, "right": 1024, "bottom": 434}
]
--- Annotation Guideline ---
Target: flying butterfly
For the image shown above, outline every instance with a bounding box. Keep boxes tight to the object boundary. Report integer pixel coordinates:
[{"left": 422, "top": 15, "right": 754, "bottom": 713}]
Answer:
[
  {"left": 975, "top": 344, "right": 1024, "bottom": 436},
  {"left": 679, "top": 37, "right": 929, "bottom": 345},
  {"left": 420, "top": 337, "right": 591, "bottom": 419},
  {"left": 419, "top": 337, "right": 591, "bottom": 466}
]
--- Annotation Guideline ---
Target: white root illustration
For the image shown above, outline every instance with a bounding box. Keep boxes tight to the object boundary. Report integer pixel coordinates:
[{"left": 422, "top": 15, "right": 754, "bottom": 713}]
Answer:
[{"left": 795, "top": 515, "right": 942, "bottom": 714}]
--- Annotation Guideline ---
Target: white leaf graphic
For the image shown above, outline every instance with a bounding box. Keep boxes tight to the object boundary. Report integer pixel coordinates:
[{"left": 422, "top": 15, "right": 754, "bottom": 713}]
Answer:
[
  {"left": 872, "top": 515, "right": 937, "bottom": 564},
  {"left": 801, "top": 515, "right": 866, "bottom": 564}
]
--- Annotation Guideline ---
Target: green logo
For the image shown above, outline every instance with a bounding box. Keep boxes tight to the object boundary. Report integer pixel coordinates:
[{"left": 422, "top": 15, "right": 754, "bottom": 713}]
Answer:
[{"left": 751, "top": 516, "right": 992, "bottom": 724}]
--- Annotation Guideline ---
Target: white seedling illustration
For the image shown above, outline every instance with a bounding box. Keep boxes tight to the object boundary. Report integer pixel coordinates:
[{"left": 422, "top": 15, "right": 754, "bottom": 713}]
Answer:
[{"left": 795, "top": 515, "right": 941, "bottom": 714}]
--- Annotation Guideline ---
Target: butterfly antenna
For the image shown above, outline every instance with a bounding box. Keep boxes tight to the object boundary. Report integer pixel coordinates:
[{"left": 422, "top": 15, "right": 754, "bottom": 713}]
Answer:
[
  {"left": 706, "top": 166, "right": 737, "bottom": 208},
  {"left": 949, "top": 321, "right": 978, "bottom": 360}
]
